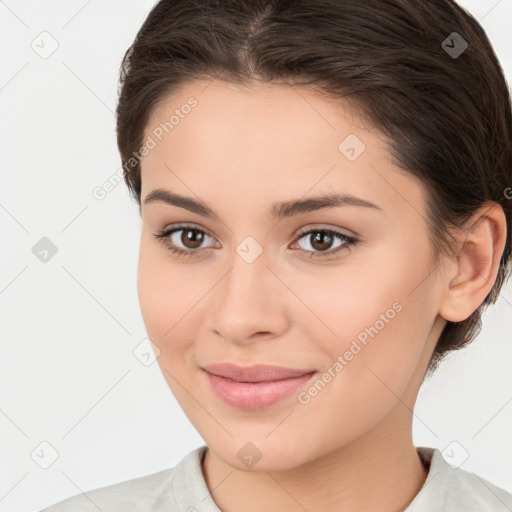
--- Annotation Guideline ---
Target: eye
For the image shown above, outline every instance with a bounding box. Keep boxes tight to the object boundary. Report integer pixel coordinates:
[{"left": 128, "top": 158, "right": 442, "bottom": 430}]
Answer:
[
  {"left": 153, "top": 224, "right": 358, "bottom": 260},
  {"left": 153, "top": 224, "right": 217, "bottom": 258},
  {"left": 292, "top": 228, "right": 357, "bottom": 258}
]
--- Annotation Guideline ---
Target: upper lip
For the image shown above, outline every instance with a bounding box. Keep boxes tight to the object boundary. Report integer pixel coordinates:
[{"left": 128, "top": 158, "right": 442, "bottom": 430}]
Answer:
[{"left": 202, "top": 363, "right": 316, "bottom": 383}]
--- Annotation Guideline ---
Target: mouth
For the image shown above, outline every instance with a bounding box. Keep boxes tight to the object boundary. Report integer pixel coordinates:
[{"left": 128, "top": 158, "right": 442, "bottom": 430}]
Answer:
[{"left": 201, "top": 363, "right": 317, "bottom": 410}]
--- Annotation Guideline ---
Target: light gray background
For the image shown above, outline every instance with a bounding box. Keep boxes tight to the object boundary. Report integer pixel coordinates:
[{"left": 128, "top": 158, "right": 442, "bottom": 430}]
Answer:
[{"left": 1, "top": 1, "right": 511, "bottom": 511}]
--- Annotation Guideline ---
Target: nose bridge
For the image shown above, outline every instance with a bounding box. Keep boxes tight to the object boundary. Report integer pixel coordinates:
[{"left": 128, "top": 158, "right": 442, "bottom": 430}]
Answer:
[
  {"left": 211, "top": 240, "right": 286, "bottom": 342},
  {"left": 220, "top": 243, "right": 270, "bottom": 315}
]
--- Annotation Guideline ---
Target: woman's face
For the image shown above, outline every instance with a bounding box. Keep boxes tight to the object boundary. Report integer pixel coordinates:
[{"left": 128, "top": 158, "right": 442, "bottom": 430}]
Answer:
[{"left": 137, "top": 79, "right": 447, "bottom": 471}]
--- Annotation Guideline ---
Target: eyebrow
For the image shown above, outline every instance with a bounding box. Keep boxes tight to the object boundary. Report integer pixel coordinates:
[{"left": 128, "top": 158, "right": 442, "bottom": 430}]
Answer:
[{"left": 143, "top": 188, "right": 382, "bottom": 219}]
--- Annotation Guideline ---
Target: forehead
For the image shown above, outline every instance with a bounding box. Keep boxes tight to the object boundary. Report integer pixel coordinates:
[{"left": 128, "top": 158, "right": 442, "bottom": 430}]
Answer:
[
  {"left": 140, "top": 79, "right": 426, "bottom": 220},
  {"left": 144, "top": 79, "right": 377, "bottom": 155}
]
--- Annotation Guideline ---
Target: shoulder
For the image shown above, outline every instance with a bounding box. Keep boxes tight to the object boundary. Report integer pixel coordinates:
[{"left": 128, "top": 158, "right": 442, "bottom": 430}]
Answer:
[
  {"left": 38, "top": 445, "right": 209, "bottom": 512},
  {"left": 408, "top": 447, "right": 512, "bottom": 512},
  {"left": 38, "top": 466, "right": 177, "bottom": 512}
]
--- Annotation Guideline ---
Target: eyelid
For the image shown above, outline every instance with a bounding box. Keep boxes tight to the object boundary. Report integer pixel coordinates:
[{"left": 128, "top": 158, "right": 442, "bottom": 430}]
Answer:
[
  {"left": 294, "top": 223, "right": 358, "bottom": 239},
  {"left": 161, "top": 222, "right": 217, "bottom": 241}
]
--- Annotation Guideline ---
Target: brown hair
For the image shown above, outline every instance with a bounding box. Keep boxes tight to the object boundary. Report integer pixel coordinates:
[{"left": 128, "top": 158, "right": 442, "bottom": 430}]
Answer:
[{"left": 116, "top": 0, "right": 512, "bottom": 372}]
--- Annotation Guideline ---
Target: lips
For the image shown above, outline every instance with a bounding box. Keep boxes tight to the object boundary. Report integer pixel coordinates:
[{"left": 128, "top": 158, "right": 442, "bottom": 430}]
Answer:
[
  {"left": 201, "top": 362, "right": 317, "bottom": 410},
  {"left": 201, "top": 362, "right": 315, "bottom": 382}
]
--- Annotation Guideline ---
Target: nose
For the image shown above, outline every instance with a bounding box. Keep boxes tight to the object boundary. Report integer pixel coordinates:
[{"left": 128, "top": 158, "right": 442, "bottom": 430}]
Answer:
[{"left": 210, "top": 246, "right": 289, "bottom": 345}]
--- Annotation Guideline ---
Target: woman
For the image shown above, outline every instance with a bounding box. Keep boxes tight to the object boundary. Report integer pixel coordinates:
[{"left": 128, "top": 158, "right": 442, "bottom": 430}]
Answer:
[{"left": 41, "top": 0, "right": 512, "bottom": 510}]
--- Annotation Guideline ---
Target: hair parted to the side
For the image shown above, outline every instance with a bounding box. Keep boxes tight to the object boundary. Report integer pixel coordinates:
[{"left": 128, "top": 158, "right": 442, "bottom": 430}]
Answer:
[{"left": 116, "top": 0, "right": 512, "bottom": 373}]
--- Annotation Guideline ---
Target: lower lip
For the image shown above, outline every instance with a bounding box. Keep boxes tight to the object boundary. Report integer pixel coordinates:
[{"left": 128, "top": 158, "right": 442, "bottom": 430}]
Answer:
[{"left": 204, "top": 370, "right": 317, "bottom": 410}]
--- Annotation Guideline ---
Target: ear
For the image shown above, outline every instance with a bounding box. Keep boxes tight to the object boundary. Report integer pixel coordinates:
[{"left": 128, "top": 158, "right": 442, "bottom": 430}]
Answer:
[{"left": 438, "top": 202, "right": 507, "bottom": 322}]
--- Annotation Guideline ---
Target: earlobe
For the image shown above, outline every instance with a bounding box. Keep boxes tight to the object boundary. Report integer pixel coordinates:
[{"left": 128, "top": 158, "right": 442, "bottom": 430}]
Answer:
[{"left": 438, "top": 202, "right": 507, "bottom": 323}]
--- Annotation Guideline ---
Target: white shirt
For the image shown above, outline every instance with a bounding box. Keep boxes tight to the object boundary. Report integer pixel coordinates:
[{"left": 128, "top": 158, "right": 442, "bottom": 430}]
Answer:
[{"left": 39, "top": 445, "right": 512, "bottom": 511}]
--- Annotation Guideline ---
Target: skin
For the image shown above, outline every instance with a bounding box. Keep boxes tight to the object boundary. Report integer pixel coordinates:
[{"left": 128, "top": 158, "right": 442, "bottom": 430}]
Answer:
[{"left": 137, "top": 79, "right": 507, "bottom": 512}]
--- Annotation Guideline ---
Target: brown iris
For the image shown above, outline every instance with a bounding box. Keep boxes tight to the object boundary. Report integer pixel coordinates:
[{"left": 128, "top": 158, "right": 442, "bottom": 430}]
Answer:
[
  {"left": 309, "top": 231, "right": 334, "bottom": 251},
  {"left": 181, "top": 228, "right": 205, "bottom": 249}
]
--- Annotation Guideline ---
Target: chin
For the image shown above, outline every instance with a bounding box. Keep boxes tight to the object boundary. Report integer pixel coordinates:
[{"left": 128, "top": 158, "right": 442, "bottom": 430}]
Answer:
[{"left": 206, "top": 435, "right": 313, "bottom": 473}]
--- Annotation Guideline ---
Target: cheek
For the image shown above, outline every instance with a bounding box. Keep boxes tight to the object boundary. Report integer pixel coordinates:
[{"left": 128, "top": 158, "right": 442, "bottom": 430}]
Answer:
[
  {"left": 137, "top": 242, "right": 205, "bottom": 410},
  {"left": 287, "top": 272, "right": 432, "bottom": 450},
  {"left": 292, "top": 239, "right": 436, "bottom": 388},
  {"left": 137, "top": 236, "right": 199, "bottom": 354}
]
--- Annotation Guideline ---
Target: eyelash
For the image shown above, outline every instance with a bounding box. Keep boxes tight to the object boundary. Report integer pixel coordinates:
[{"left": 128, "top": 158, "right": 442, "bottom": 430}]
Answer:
[{"left": 152, "top": 223, "right": 358, "bottom": 260}]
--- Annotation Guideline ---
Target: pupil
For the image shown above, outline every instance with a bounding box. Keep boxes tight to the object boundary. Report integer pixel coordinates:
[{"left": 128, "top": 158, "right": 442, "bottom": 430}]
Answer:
[
  {"left": 182, "top": 229, "right": 204, "bottom": 249},
  {"left": 311, "top": 231, "right": 332, "bottom": 251}
]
